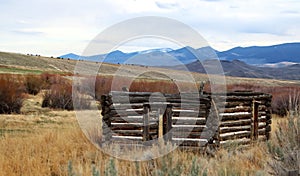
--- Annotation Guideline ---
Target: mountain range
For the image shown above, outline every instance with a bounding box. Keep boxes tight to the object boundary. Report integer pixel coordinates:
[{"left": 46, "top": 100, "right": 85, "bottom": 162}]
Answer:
[
  {"left": 60, "top": 42, "right": 300, "bottom": 66},
  {"left": 60, "top": 42, "right": 300, "bottom": 80}
]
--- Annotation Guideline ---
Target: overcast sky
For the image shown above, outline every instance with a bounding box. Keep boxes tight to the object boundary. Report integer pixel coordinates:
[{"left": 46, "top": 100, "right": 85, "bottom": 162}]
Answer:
[{"left": 1, "top": 0, "right": 300, "bottom": 56}]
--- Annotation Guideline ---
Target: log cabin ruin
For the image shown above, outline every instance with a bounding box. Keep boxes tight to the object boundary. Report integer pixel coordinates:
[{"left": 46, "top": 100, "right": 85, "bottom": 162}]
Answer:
[{"left": 100, "top": 90, "right": 272, "bottom": 150}]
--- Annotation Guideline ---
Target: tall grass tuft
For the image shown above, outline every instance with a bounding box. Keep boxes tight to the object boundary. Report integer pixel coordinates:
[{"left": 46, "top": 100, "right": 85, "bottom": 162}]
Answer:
[
  {"left": 268, "top": 114, "right": 300, "bottom": 175},
  {"left": 105, "top": 158, "right": 117, "bottom": 176}
]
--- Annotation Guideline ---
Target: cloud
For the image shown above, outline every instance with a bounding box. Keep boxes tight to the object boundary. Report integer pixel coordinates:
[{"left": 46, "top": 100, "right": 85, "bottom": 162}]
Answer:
[
  {"left": 280, "top": 10, "right": 299, "bottom": 14},
  {"left": 155, "top": 1, "right": 179, "bottom": 9},
  {"left": 12, "top": 29, "right": 44, "bottom": 36},
  {"left": 0, "top": 0, "right": 300, "bottom": 55}
]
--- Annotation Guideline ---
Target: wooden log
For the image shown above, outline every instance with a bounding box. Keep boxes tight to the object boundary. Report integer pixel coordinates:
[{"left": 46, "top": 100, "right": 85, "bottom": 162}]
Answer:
[
  {"left": 170, "top": 104, "right": 208, "bottom": 110},
  {"left": 219, "top": 126, "right": 251, "bottom": 133},
  {"left": 172, "top": 139, "right": 208, "bottom": 147},
  {"left": 219, "top": 106, "right": 252, "bottom": 113},
  {"left": 110, "top": 91, "right": 153, "bottom": 97},
  {"left": 103, "top": 119, "right": 111, "bottom": 127},
  {"left": 265, "top": 125, "right": 271, "bottom": 132},
  {"left": 109, "top": 103, "right": 144, "bottom": 110},
  {"left": 266, "top": 119, "right": 272, "bottom": 125},
  {"left": 220, "top": 113, "right": 252, "bottom": 121},
  {"left": 111, "top": 116, "right": 158, "bottom": 123},
  {"left": 258, "top": 105, "right": 267, "bottom": 111},
  {"left": 252, "top": 101, "right": 259, "bottom": 140},
  {"left": 143, "top": 105, "right": 150, "bottom": 141},
  {"left": 215, "top": 101, "right": 252, "bottom": 108},
  {"left": 171, "top": 125, "right": 207, "bottom": 133},
  {"left": 220, "top": 138, "right": 251, "bottom": 146},
  {"left": 171, "top": 131, "right": 203, "bottom": 138},
  {"left": 258, "top": 116, "right": 266, "bottom": 121},
  {"left": 219, "top": 131, "right": 251, "bottom": 141},
  {"left": 258, "top": 111, "right": 267, "bottom": 116},
  {"left": 258, "top": 123, "right": 267, "bottom": 129},
  {"left": 111, "top": 136, "right": 143, "bottom": 141},
  {"left": 214, "top": 96, "right": 271, "bottom": 102},
  {"left": 258, "top": 129, "right": 266, "bottom": 135},
  {"left": 212, "top": 91, "right": 266, "bottom": 96},
  {"left": 109, "top": 109, "right": 144, "bottom": 116},
  {"left": 112, "top": 130, "right": 143, "bottom": 136},
  {"left": 102, "top": 114, "right": 111, "bottom": 121},
  {"left": 172, "top": 111, "right": 208, "bottom": 118},
  {"left": 164, "top": 105, "right": 173, "bottom": 141},
  {"left": 220, "top": 119, "right": 252, "bottom": 127},
  {"left": 110, "top": 123, "right": 143, "bottom": 130},
  {"left": 172, "top": 117, "right": 206, "bottom": 125}
]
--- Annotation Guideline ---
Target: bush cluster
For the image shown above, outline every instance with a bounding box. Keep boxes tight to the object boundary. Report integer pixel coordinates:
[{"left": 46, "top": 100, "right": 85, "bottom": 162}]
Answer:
[
  {"left": 24, "top": 75, "right": 43, "bottom": 95},
  {"left": 42, "top": 75, "right": 90, "bottom": 110},
  {"left": 0, "top": 75, "right": 25, "bottom": 114}
]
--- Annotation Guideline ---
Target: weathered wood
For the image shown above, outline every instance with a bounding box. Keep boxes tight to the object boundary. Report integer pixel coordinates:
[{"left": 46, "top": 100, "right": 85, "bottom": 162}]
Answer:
[
  {"left": 171, "top": 125, "right": 207, "bottom": 133},
  {"left": 220, "top": 119, "right": 252, "bottom": 127},
  {"left": 220, "top": 131, "right": 251, "bottom": 141},
  {"left": 143, "top": 105, "right": 150, "bottom": 141},
  {"left": 172, "top": 110, "right": 208, "bottom": 118},
  {"left": 220, "top": 113, "right": 252, "bottom": 121},
  {"left": 215, "top": 101, "right": 252, "bottom": 108},
  {"left": 110, "top": 96, "right": 211, "bottom": 104},
  {"left": 265, "top": 125, "right": 271, "bottom": 132},
  {"left": 109, "top": 109, "right": 144, "bottom": 116},
  {"left": 219, "top": 106, "right": 252, "bottom": 113},
  {"left": 214, "top": 96, "right": 271, "bottom": 102},
  {"left": 211, "top": 91, "right": 266, "bottom": 96},
  {"left": 170, "top": 104, "right": 208, "bottom": 110},
  {"left": 101, "top": 91, "right": 272, "bottom": 148},
  {"left": 111, "top": 136, "right": 143, "bottom": 141},
  {"left": 112, "top": 130, "right": 143, "bottom": 136},
  {"left": 171, "top": 131, "right": 210, "bottom": 139},
  {"left": 111, "top": 116, "right": 158, "bottom": 123},
  {"left": 110, "top": 123, "right": 143, "bottom": 130},
  {"left": 172, "top": 117, "right": 206, "bottom": 125},
  {"left": 258, "top": 129, "right": 267, "bottom": 135},
  {"left": 220, "top": 138, "right": 251, "bottom": 145},
  {"left": 252, "top": 101, "right": 259, "bottom": 140},
  {"left": 164, "top": 105, "right": 173, "bottom": 141},
  {"left": 172, "top": 139, "right": 208, "bottom": 147},
  {"left": 110, "top": 103, "right": 144, "bottom": 110},
  {"left": 220, "top": 126, "right": 251, "bottom": 133}
]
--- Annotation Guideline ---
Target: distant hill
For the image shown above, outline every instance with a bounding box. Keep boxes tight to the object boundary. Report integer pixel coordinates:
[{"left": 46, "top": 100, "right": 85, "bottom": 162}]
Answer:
[
  {"left": 174, "top": 59, "right": 300, "bottom": 80},
  {"left": 61, "top": 42, "right": 300, "bottom": 66},
  {"left": 217, "top": 43, "right": 300, "bottom": 65},
  {"left": 60, "top": 47, "right": 217, "bottom": 66},
  {"left": 60, "top": 53, "right": 80, "bottom": 60}
]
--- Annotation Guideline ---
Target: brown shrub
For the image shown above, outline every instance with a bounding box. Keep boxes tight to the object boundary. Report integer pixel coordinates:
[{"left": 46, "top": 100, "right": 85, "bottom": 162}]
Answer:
[
  {"left": 24, "top": 75, "right": 43, "bottom": 95},
  {"left": 41, "top": 72, "right": 69, "bottom": 89},
  {"left": 42, "top": 83, "right": 73, "bottom": 110},
  {"left": 0, "top": 74, "right": 25, "bottom": 114},
  {"left": 42, "top": 76, "right": 90, "bottom": 110}
]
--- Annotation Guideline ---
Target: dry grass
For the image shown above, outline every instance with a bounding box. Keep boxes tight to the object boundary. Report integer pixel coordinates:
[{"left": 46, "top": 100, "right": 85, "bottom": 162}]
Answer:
[
  {"left": 0, "top": 90, "right": 299, "bottom": 175},
  {"left": 0, "top": 92, "right": 279, "bottom": 176},
  {"left": 0, "top": 123, "right": 272, "bottom": 176}
]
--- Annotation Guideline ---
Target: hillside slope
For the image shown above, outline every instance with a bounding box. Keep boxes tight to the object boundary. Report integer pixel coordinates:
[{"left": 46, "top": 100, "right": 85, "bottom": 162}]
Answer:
[{"left": 1, "top": 51, "right": 299, "bottom": 87}]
